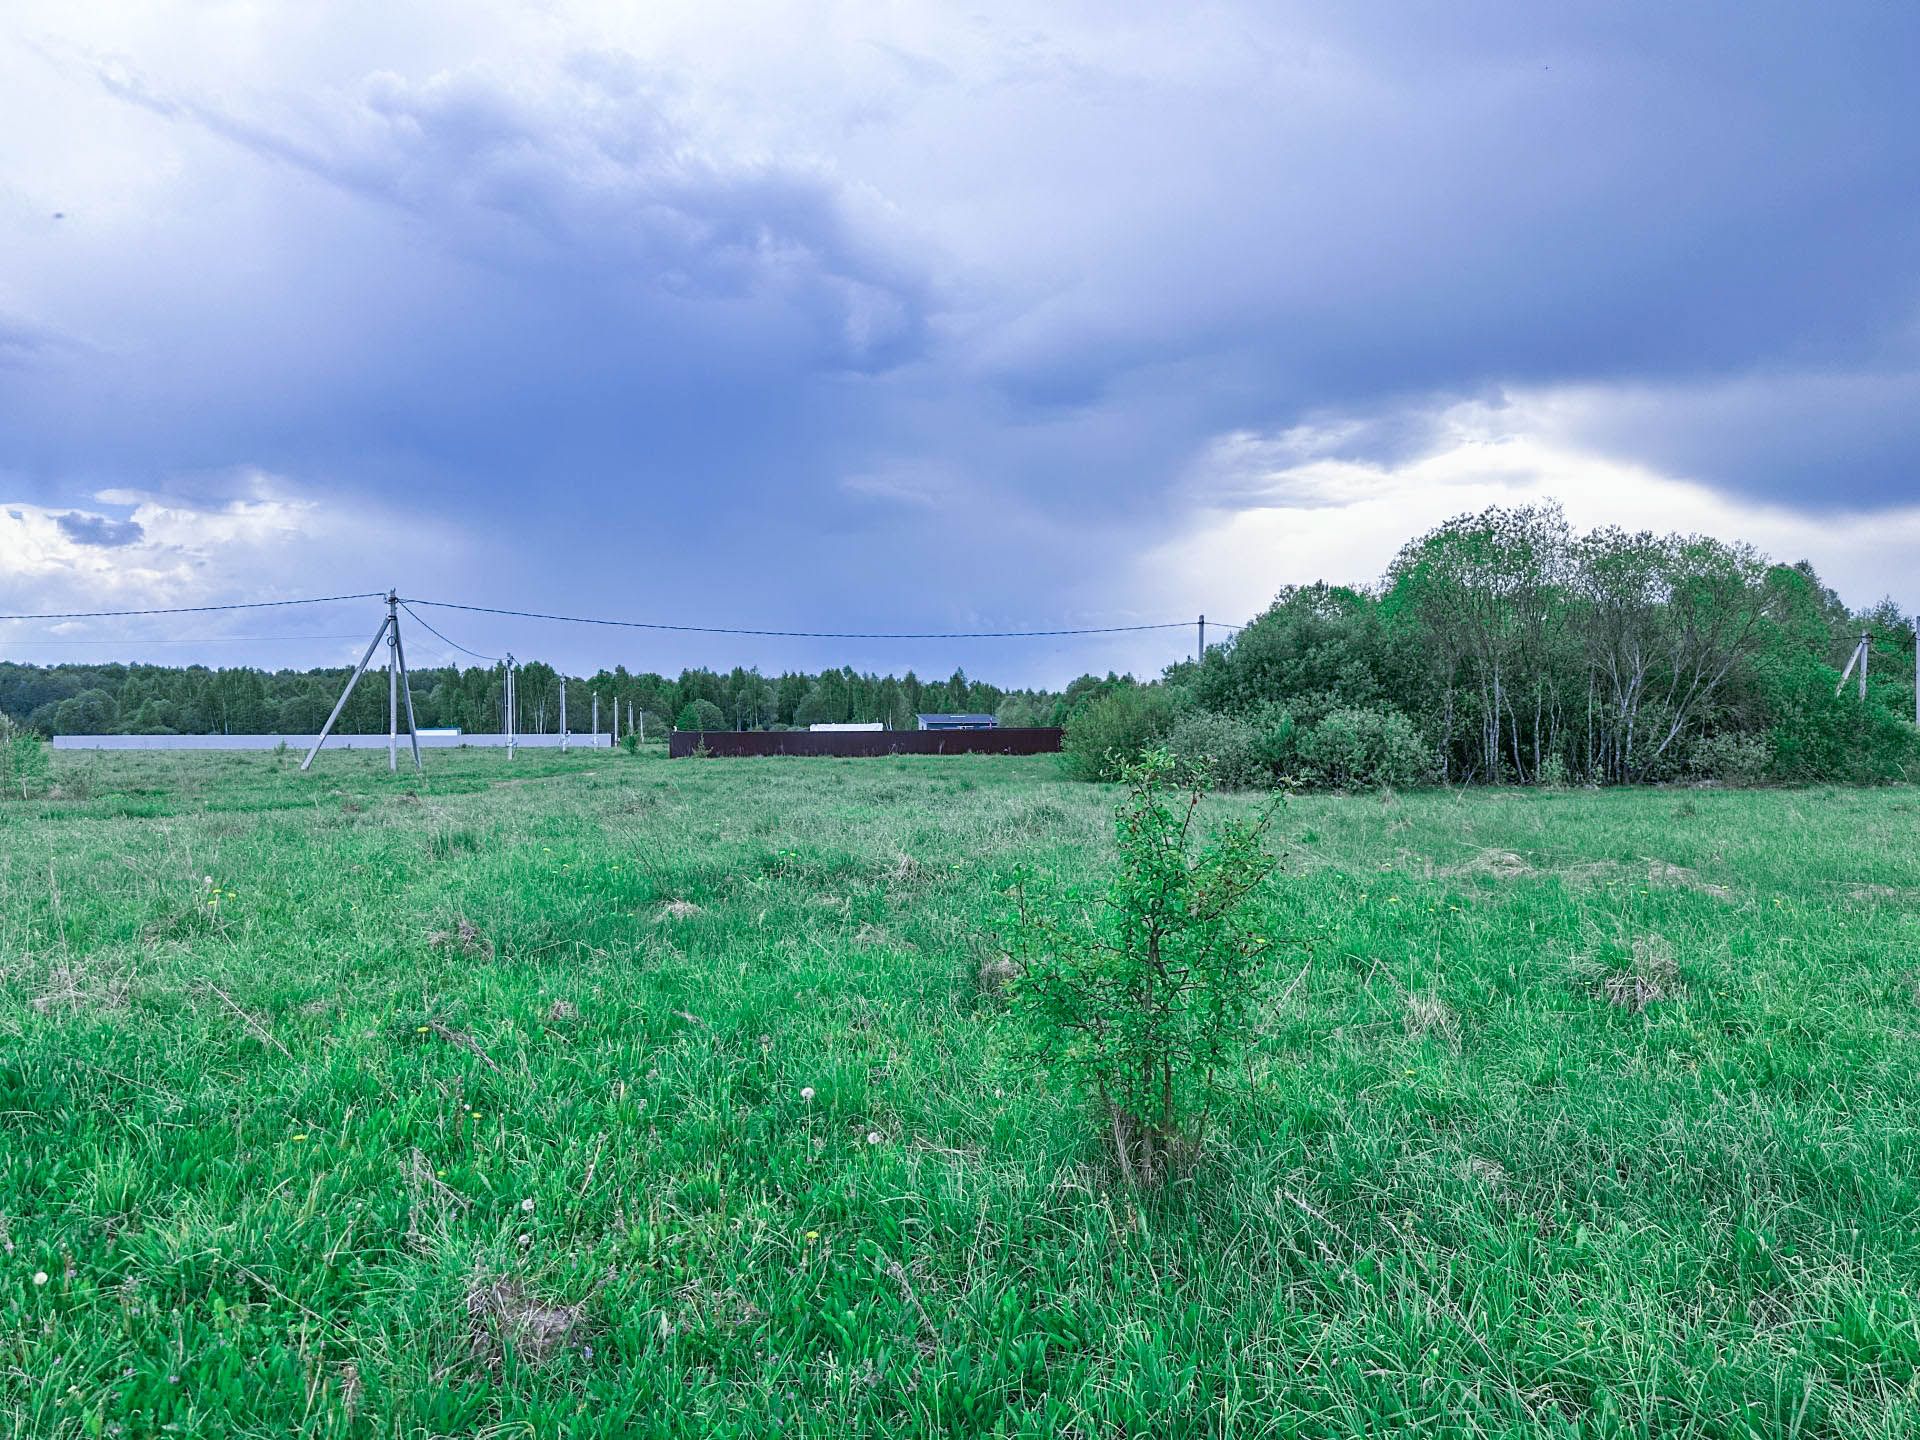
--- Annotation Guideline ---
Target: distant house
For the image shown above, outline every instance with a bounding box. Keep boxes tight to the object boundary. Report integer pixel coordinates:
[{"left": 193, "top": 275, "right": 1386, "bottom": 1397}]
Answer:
[
  {"left": 916, "top": 713, "right": 999, "bottom": 731},
  {"left": 809, "top": 722, "right": 884, "bottom": 732}
]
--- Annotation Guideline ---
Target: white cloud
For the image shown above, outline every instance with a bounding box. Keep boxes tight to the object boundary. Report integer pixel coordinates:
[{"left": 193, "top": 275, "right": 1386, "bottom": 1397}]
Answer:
[
  {"left": 0, "top": 468, "right": 483, "bottom": 664},
  {"left": 1143, "top": 394, "right": 1920, "bottom": 631}
]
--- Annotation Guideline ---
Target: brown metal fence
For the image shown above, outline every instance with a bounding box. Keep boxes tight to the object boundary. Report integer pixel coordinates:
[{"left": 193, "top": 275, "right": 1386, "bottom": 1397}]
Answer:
[{"left": 668, "top": 727, "right": 1062, "bottom": 758}]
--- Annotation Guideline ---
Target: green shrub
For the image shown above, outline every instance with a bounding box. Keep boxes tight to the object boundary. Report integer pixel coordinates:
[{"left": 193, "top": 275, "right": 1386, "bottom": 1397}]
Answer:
[
  {"left": 1060, "top": 685, "right": 1181, "bottom": 781},
  {"left": 1763, "top": 654, "right": 1920, "bottom": 783},
  {"left": 674, "top": 699, "right": 727, "bottom": 732},
  {"left": 1293, "top": 705, "right": 1428, "bottom": 789},
  {"left": 1164, "top": 709, "right": 1269, "bottom": 789},
  {"left": 1689, "top": 732, "right": 1772, "bottom": 786},
  {"left": 0, "top": 714, "right": 52, "bottom": 798},
  {"left": 1003, "top": 748, "right": 1280, "bottom": 1185}
]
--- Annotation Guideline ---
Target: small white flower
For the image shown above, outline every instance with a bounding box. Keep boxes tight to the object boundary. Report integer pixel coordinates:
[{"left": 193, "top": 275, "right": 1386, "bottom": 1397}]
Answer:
[
  {"left": 32, "top": 1271, "right": 48, "bottom": 1286},
  {"left": 866, "top": 1131, "right": 883, "bottom": 1146},
  {"left": 520, "top": 1197, "right": 535, "bottom": 1213},
  {"left": 800, "top": 1087, "right": 815, "bottom": 1102}
]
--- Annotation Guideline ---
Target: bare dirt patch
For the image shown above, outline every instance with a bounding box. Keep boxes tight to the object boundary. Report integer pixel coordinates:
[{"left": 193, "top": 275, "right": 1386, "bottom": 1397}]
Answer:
[
  {"left": 30, "top": 963, "right": 131, "bottom": 1016},
  {"left": 1644, "top": 858, "right": 1732, "bottom": 899},
  {"left": 1596, "top": 935, "right": 1683, "bottom": 1013},
  {"left": 653, "top": 900, "right": 704, "bottom": 922},
  {"left": 975, "top": 956, "right": 1019, "bottom": 997},
  {"left": 1846, "top": 884, "right": 1916, "bottom": 906},
  {"left": 465, "top": 1274, "right": 588, "bottom": 1368},
  {"left": 427, "top": 916, "right": 495, "bottom": 959},
  {"left": 1448, "top": 849, "right": 1534, "bottom": 880},
  {"left": 1403, "top": 992, "right": 1461, "bottom": 1048}
]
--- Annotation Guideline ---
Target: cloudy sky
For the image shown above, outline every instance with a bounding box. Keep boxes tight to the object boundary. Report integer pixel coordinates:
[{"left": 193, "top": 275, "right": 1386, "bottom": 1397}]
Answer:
[{"left": 2, "top": 2, "right": 1916, "bottom": 685}]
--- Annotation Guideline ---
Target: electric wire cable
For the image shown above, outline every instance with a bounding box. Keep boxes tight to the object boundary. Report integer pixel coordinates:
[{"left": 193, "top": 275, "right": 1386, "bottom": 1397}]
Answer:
[
  {"left": 0, "top": 633, "right": 366, "bottom": 646},
  {"left": 0, "top": 591, "right": 386, "bottom": 622},
  {"left": 401, "top": 596, "right": 1197, "bottom": 640},
  {"left": 399, "top": 602, "right": 500, "bottom": 663}
]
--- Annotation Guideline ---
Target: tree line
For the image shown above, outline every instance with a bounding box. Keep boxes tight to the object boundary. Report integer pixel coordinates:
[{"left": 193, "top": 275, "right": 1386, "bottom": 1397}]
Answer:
[
  {"left": 7, "top": 502, "right": 1915, "bottom": 786},
  {"left": 0, "top": 655, "right": 1078, "bottom": 738},
  {"left": 1066, "top": 503, "right": 1919, "bottom": 787}
]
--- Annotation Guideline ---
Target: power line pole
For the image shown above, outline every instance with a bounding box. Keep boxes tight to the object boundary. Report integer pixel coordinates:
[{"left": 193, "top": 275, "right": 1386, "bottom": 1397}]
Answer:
[
  {"left": 1197, "top": 613, "right": 1206, "bottom": 660},
  {"left": 505, "top": 654, "right": 517, "bottom": 761},
  {"left": 1837, "top": 631, "right": 1870, "bottom": 700},
  {"left": 303, "top": 590, "right": 422, "bottom": 773},
  {"left": 592, "top": 692, "right": 599, "bottom": 743},
  {"left": 387, "top": 593, "right": 399, "bottom": 773},
  {"left": 391, "top": 592, "right": 421, "bottom": 772},
  {"left": 560, "top": 676, "right": 568, "bottom": 753}
]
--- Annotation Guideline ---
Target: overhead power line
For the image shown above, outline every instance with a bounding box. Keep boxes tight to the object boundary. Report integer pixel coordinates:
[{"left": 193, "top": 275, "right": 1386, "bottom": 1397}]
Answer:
[
  {"left": 0, "top": 591, "right": 386, "bottom": 622},
  {"left": 0, "top": 633, "right": 364, "bottom": 646},
  {"left": 0, "top": 588, "right": 1251, "bottom": 652},
  {"left": 401, "top": 596, "right": 1195, "bottom": 640},
  {"left": 399, "top": 602, "right": 500, "bottom": 663}
]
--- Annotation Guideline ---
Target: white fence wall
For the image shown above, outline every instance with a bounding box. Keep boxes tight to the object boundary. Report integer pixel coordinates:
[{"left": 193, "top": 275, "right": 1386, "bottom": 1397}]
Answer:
[{"left": 53, "top": 734, "right": 614, "bottom": 751}]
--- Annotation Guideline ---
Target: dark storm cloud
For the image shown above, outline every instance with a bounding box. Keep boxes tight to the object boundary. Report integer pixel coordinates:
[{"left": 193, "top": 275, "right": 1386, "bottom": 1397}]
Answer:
[{"left": 1, "top": 2, "right": 1917, "bottom": 682}]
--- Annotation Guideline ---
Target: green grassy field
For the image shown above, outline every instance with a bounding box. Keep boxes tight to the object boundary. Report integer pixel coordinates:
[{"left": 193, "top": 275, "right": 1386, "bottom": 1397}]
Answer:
[{"left": 6, "top": 749, "right": 1920, "bottom": 1437}]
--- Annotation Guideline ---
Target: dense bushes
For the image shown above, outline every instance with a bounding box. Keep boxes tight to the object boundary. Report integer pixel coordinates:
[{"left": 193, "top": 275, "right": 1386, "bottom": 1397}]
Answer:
[
  {"left": 0, "top": 713, "right": 51, "bottom": 798},
  {"left": 1687, "top": 733, "right": 1772, "bottom": 786},
  {"left": 1068, "top": 693, "right": 1433, "bottom": 791},
  {"left": 1163, "top": 710, "right": 1267, "bottom": 789},
  {"left": 674, "top": 698, "right": 727, "bottom": 731},
  {"left": 1293, "top": 705, "right": 1430, "bottom": 789},
  {"left": 1161, "top": 503, "right": 1918, "bottom": 790},
  {"left": 1060, "top": 685, "right": 1181, "bottom": 781}
]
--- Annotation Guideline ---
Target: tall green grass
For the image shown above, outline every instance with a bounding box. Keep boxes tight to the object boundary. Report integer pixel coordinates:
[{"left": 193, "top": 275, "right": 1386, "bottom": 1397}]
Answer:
[{"left": 4, "top": 750, "right": 1919, "bottom": 1436}]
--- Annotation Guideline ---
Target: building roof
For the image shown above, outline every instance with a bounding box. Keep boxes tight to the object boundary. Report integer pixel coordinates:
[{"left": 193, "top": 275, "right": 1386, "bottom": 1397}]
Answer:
[{"left": 916, "top": 713, "right": 999, "bottom": 725}]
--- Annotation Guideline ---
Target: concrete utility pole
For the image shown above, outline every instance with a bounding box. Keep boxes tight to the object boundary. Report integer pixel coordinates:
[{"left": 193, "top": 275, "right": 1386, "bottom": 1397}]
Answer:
[
  {"left": 560, "top": 677, "right": 568, "bottom": 753},
  {"left": 387, "top": 593, "right": 399, "bottom": 773},
  {"left": 391, "top": 592, "right": 421, "bottom": 772},
  {"left": 1198, "top": 613, "right": 1206, "bottom": 660},
  {"left": 302, "top": 590, "right": 420, "bottom": 773},
  {"left": 505, "top": 655, "right": 517, "bottom": 761},
  {"left": 1837, "top": 631, "right": 1871, "bottom": 700},
  {"left": 592, "top": 692, "right": 599, "bottom": 742}
]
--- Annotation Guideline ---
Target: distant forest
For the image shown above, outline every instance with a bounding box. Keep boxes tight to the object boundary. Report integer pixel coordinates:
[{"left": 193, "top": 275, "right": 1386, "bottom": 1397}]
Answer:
[
  {"left": 0, "top": 655, "right": 1077, "bottom": 738},
  {"left": 6, "top": 503, "right": 1917, "bottom": 787}
]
